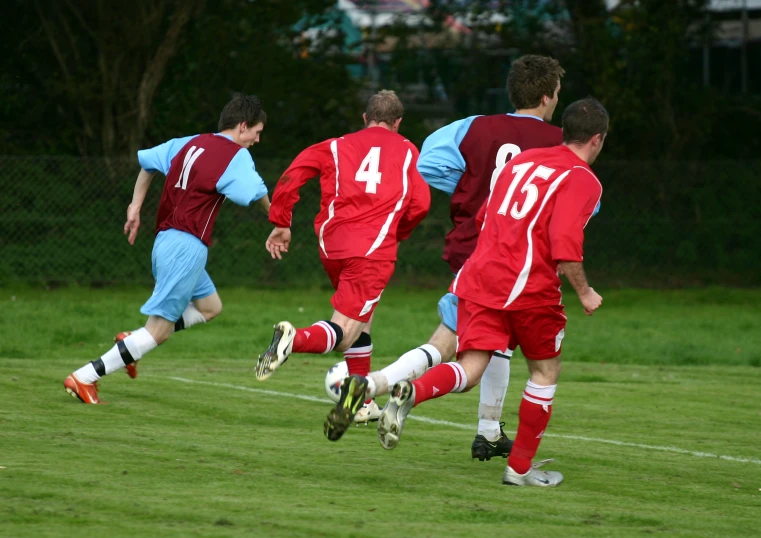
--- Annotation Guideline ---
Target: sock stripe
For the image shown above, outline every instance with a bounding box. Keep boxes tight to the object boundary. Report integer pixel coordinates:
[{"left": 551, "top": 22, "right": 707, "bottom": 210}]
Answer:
[
  {"left": 419, "top": 347, "right": 433, "bottom": 368},
  {"left": 314, "top": 321, "right": 336, "bottom": 353},
  {"left": 523, "top": 391, "right": 552, "bottom": 406},
  {"left": 445, "top": 362, "right": 460, "bottom": 388},
  {"left": 117, "top": 340, "right": 136, "bottom": 365},
  {"left": 91, "top": 359, "right": 106, "bottom": 377}
]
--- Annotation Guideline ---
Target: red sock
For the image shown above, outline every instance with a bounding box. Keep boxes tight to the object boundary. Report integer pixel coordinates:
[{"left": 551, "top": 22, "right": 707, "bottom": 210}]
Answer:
[
  {"left": 345, "top": 344, "right": 372, "bottom": 403},
  {"left": 412, "top": 362, "right": 467, "bottom": 406},
  {"left": 507, "top": 382, "right": 556, "bottom": 475},
  {"left": 292, "top": 321, "right": 337, "bottom": 354}
]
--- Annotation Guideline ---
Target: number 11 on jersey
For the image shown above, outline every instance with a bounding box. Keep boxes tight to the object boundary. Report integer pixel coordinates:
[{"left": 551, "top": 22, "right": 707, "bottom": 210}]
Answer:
[{"left": 355, "top": 146, "right": 382, "bottom": 194}]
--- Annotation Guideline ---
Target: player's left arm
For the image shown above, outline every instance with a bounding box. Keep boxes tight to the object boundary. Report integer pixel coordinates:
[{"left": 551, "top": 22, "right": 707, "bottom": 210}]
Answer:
[
  {"left": 124, "top": 168, "right": 156, "bottom": 245},
  {"left": 397, "top": 148, "right": 432, "bottom": 241},
  {"left": 417, "top": 116, "right": 479, "bottom": 195},
  {"left": 126, "top": 135, "right": 197, "bottom": 245}
]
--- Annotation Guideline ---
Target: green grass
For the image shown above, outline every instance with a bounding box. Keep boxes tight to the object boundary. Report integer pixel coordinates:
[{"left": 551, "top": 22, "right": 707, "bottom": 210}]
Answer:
[{"left": 1, "top": 286, "right": 760, "bottom": 537}]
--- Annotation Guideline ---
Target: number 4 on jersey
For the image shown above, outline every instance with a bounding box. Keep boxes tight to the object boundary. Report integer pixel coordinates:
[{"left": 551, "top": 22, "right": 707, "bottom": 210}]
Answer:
[{"left": 355, "top": 146, "right": 382, "bottom": 194}]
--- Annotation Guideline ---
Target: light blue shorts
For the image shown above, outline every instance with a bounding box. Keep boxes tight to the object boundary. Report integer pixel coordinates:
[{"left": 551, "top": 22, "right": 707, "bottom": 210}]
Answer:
[
  {"left": 437, "top": 292, "right": 458, "bottom": 332},
  {"left": 140, "top": 229, "right": 216, "bottom": 322}
]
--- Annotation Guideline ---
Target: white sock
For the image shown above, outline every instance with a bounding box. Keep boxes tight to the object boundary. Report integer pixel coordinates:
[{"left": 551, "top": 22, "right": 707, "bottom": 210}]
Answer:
[
  {"left": 365, "top": 375, "right": 380, "bottom": 399},
  {"left": 73, "top": 328, "right": 158, "bottom": 383},
  {"left": 380, "top": 343, "right": 441, "bottom": 388},
  {"left": 175, "top": 303, "right": 207, "bottom": 331},
  {"left": 477, "top": 350, "right": 512, "bottom": 441}
]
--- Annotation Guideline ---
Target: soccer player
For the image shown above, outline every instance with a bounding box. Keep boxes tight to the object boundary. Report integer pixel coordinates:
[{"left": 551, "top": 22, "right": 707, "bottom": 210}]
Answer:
[
  {"left": 375, "top": 97, "right": 607, "bottom": 487},
  {"left": 63, "top": 94, "right": 271, "bottom": 404},
  {"left": 255, "top": 90, "right": 431, "bottom": 433},
  {"left": 326, "top": 55, "right": 566, "bottom": 455}
]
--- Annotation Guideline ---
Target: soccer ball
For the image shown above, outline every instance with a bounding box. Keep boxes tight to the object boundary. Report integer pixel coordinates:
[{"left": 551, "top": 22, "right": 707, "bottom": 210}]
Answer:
[{"left": 324, "top": 360, "right": 348, "bottom": 403}]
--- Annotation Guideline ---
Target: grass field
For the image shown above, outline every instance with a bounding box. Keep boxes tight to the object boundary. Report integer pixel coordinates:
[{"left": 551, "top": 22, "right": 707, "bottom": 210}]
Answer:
[{"left": 1, "top": 286, "right": 760, "bottom": 537}]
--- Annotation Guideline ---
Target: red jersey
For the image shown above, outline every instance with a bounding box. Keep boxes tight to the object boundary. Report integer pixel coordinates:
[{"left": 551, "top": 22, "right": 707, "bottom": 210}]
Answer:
[
  {"left": 155, "top": 134, "right": 241, "bottom": 246},
  {"left": 269, "top": 127, "right": 431, "bottom": 260},
  {"left": 420, "top": 114, "right": 562, "bottom": 274},
  {"left": 451, "top": 145, "right": 602, "bottom": 310}
]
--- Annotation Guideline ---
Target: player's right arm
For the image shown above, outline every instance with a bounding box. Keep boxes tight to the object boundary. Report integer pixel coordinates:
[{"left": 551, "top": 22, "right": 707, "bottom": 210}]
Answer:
[
  {"left": 266, "top": 140, "right": 333, "bottom": 259},
  {"left": 126, "top": 135, "right": 196, "bottom": 245},
  {"left": 550, "top": 168, "right": 603, "bottom": 315},
  {"left": 417, "top": 116, "right": 479, "bottom": 194}
]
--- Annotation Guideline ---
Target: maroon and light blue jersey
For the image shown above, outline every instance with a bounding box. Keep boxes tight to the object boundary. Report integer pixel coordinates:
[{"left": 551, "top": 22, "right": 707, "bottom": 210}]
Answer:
[
  {"left": 137, "top": 133, "right": 268, "bottom": 246},
  {"left": 417, "top": 113, "right": 563, "bottom": 273}
]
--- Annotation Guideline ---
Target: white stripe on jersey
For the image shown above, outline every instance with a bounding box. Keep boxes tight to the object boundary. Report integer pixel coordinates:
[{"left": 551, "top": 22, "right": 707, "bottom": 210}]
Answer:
[
  {"left": 319, "top": 140, "right": 341, "bottom": 257},
  {"left": 504, "top": 170, "right": 571, "bottom": 308},
  {"left": 365, "top": 148, "right": 412, "bottom": 256},
  {"left": 201, "top": 195, "right": 225, "bottom": 242}
]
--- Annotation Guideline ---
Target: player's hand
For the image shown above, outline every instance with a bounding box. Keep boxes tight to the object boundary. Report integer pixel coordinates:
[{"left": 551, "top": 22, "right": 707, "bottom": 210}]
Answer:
[
  {"left": 266, "top": 227, "right": 291, "bottom": 260},
  {"left": 124, "top": 203, "right": 141, "bottom": 245},
  {"left": 579, "top": 287, "right": 602, "bottom": 316}
]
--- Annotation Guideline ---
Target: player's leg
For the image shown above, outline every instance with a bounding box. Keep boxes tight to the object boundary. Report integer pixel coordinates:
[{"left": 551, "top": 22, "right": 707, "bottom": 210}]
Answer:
[
  {"left": 503, "top": 306, "right": 566, "bottom": 487},
  {"left": 318, "top": 259, "right": 394, "bottom": 439},
  {"left": 257, "top": 258, "right": 390, "bottom": 381},
  {"left": 377, "top": 349, "right": 490, "bottom": 450},
  {"left": 364, "top": 292, "right": 459, "bottom": 400},
  {"left": 472, "top": 348, "right": 515, "bottom": 461},
  {"left": 64, "top": 230, "right": 207, "bottom": 403},
  {"left": 121, "top": 272, "right": 218, "bottom": 379},
  {"left": 376, "top": 298, "right": 508, "bottom": 449},
  {"left": 343, "top": 314, "right": 382, "bottom": 424}
]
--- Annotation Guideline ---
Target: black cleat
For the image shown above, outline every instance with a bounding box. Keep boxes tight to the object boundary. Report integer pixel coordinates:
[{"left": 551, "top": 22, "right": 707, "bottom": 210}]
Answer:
[
  {"left": 324, "top": 375, "right": 369, "bottom": 442},
  {"left": 471, "top": 422, "right": 513, "bottom": 461}
]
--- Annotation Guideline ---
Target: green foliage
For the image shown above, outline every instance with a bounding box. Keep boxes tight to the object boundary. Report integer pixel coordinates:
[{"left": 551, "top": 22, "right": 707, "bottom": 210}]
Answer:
[{"left": 2, "top": 156, "right": 759, "bottom": 287}]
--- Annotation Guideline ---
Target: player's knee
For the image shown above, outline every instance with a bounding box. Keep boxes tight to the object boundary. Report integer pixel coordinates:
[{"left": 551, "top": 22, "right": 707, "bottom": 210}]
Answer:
[{"left": 204, "top": 301, "right": 222, "bottom": 321}]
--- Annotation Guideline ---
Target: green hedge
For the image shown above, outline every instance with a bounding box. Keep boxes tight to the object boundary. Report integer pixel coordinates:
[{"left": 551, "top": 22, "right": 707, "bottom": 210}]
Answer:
[{"left": 1, "top": 157, "right": 759, "bottom": 287}]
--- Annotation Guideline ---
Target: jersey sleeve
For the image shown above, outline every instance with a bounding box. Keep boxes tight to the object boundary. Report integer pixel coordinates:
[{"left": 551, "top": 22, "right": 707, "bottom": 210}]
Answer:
[
  {"left": 417, "top": 116, "right": 480, "bottom": 195},
  {"left": 215, "top": 148, "right": 269, "bottom": 207},
  {"left": 269, "top": 139, "right": 334, "bottom": 228},
  {"left": 549, "top": 169, "right": 603, "bottom": 262},
  {"left": 136, "top": 135, "right": 197, "bottom": 175},
  {"left": 397, "top": 146, "right": 432, "bottom": 242}
]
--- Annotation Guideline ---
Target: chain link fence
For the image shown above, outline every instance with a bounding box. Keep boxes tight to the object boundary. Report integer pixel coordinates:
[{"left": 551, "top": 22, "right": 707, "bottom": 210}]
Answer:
[{"left": 2, "top": 156, "right": 760, "bottom": 288}]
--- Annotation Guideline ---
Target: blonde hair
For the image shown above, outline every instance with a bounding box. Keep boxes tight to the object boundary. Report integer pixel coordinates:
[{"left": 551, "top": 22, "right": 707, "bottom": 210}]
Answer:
[{"left": 365, "top": 90, "right": 404, "bottom": 125}]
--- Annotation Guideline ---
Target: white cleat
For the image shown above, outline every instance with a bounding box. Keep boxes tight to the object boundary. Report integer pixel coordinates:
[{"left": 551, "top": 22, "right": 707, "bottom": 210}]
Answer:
[
  {"left": 377, "top": 381, "right": 415, "bottom": 450},
  {"left": 354, "top": 400, "right": 382, "bottom": 424},
  {"left": 502, "top": 459, "right": 564, "bottom": 487},
  {"left": 256, "top": 321, "right": 296, "bottom": 381}
]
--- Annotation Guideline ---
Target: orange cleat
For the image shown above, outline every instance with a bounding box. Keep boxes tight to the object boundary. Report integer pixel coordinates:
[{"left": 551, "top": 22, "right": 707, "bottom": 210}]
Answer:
[
  {"left": 114, "top": 331, "right": 138, "bottom": 379},
  {"left": 64, "top": 374, "right": 101, "bottom": 404}
]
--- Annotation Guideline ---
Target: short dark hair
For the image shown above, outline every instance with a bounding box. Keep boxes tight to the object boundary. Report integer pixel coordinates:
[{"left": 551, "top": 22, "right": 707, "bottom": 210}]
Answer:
[
  {"left": 365, "top": 90, "right": 404, "bottom": 125},
  {"left": 218, "top": 94, "right": 266, "bottom": 132},
  {"left": 507, "top": 55, "right": 565, "bottom": 109},
  {"left": 562, "top": 97, "right": 609, "bottom": 144}
]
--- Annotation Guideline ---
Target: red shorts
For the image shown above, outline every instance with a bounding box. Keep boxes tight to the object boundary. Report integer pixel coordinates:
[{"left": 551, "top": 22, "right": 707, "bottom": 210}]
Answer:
[
  {"left": 321, "top": 257, "right": 395, "bottom": 323},
  {"left": 456, "top": 298, "right": 567, "bottom": 360}
]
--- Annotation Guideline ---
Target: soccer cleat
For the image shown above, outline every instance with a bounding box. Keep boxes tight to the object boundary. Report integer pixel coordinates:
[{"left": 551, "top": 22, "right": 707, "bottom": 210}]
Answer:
[
  {"left": 114, "top": 331, "right": 138, "bottom": 379},
  {"left": 502, "top": 459, "right": 564, "bottom": 487},
  {"left": 324, "top": 375, "right": 369, "bottom": 441},
  {"left": 377, "top": 381, "right": 415, "bottom": 450},
  {"left": 64, "top": 374, "right": 101, "bottom": 404},
  {"left": 354, "top": 399, "right": 382, "bottom": 424},
  {"left": 471, "top": 422, "right": 514, "bottom": 461},
  {"left": 256, "top": 321, "right": 296, "bottom": 381}
]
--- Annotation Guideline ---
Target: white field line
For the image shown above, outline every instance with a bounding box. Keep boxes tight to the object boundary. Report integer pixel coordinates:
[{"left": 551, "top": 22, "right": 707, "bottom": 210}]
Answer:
[{"left": 168, "top": 377, "right": 761, "bottom": 466}]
